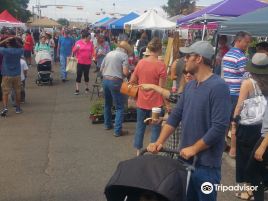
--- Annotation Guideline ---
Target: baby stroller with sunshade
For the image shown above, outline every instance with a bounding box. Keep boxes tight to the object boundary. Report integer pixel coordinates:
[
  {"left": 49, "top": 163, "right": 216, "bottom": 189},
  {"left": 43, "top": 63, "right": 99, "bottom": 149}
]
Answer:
[
  {"left": 35, "top": 50, "right": 53, "bottom": 86},
  {"left": 105, "top": 149, "right": 195, "bottom": 201}
]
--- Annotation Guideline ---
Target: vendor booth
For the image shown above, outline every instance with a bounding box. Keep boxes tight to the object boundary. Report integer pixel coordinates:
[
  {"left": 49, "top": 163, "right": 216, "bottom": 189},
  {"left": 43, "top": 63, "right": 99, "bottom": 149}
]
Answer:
[
  {"left": 95, "top": 17, "right": 118, "bottom": 29},
  {"left": 29, "top": 17, "right": 60, "bottom": 28},
  {"left": 125, "top": 10, "right": 176, "bottom": 30},
  {"left": 0, "top": 10, "right": 26, "bottom": 28},
  {"left": 177, "top": 0, "right": 268, "bottom": 25},
  {"left": 218, "top": 6, "right": 268, "bottom": 36},
  {"left": 177, "top": 0, "right": 268, "bottom": 40},
  {"left": 110, "top": 12, "right": 139, "bottom": 29},
  {"left": 94, "top": 17, "right": 111, "bottom": 27}
]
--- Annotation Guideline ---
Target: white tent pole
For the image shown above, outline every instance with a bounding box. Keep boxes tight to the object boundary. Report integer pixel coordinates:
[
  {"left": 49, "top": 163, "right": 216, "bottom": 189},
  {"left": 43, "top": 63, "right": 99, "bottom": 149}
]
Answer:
[
  {"left": 202, "top": 23, "right": 206, "bottom": 41},
  {"left": 202, "top": 13, "right": 208, "bottom": 41}
]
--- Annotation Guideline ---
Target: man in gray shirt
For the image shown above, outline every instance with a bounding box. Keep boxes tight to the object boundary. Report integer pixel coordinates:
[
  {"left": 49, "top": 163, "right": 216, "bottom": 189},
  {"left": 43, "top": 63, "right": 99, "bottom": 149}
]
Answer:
[{"left": 101, "top": 41, "right": 132, "bottom": 137}]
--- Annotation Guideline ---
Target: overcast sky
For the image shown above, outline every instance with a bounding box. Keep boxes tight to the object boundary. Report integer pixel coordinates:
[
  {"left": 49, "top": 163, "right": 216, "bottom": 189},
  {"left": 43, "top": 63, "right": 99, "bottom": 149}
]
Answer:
[{"left": 28, "top": 0, "right": 221, "bottom": 23}]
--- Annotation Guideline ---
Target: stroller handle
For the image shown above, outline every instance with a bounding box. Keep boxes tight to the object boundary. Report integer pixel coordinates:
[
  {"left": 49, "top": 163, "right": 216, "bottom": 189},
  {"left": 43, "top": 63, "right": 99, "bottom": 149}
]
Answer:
[
  {"left": 140, "top": 148, "right": 197, "bottom": 170},
  {"left": 140, "top": 147, "right": 179, "bottom": 156}
]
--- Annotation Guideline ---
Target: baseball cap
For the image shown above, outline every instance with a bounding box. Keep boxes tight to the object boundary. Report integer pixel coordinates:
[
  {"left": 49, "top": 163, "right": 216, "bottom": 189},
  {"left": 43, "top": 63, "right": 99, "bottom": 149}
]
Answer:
[{"left": 180, "top": 41, "right": 215, "bottom": 60}]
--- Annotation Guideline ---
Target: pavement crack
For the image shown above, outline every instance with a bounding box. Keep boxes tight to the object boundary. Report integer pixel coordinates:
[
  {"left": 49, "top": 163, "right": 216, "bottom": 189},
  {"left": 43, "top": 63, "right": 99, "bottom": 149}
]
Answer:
[{"left": 40, "top": 84, "right": 59, "bottom": 201}]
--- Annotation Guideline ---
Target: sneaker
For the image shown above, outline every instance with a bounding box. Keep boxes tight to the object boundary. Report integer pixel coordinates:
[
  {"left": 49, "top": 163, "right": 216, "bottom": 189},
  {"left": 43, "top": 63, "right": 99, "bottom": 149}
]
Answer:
[
  {"left": 74, "top": 90, "right": 79, "bottom": 95},
  {"left": 113, "top": 133, "right": 121, "bottom": 137},
  {"left": 104, "top": 125, "right": 114, "bottom": 130},
  {"left": 15, "top": 107, "right": 22, "bottom": 114},
  {"left": 1, "top": 108, "right": 8, "bottom": 117},
  {"left": 85, "top": 88, "right": 89, "bottom": 94}
]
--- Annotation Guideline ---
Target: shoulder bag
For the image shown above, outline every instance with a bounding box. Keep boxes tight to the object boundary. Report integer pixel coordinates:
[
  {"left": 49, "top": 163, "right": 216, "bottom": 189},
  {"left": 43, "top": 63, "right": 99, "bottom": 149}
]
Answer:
[
  {"left": 239, "top": 78, "right": 267, "bottom": 125},
  {"left": 120, "top": 81, "right": 139, "bottom": 98}
]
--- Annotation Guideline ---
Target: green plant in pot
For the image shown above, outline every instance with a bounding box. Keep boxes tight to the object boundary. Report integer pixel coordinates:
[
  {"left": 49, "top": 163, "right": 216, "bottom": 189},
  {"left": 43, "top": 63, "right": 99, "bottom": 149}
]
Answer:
[{"left": 90, "top": 100, "right": 104, "bottom": 115}]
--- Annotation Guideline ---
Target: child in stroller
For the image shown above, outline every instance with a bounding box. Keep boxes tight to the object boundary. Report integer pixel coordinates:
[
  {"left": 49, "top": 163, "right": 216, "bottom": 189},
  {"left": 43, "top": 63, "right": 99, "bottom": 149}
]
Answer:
[
  {"left": 36, "top": 58, "right": 53, "bottom": 85},
  {"left": 34, "top": 35, "right": 53, "bottom": 85}
]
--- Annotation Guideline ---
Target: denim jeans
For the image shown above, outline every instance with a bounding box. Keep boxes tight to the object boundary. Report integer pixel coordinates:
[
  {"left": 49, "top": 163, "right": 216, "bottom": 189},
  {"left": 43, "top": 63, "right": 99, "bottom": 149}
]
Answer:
[
  {"left": 54, "top": 48, "right": 58, "bottom": 62},
  {"left": 103, "top": 79, "right": 124, "bottom": 135},
  {"left": 60, "top": 54, "right": 68, "bottom": 79},
  {"left": 134, "top": 107, "right": 163, "bottom": 149},
  {"left": 187, "top": 165, "right": 221, "bottom": 201}
]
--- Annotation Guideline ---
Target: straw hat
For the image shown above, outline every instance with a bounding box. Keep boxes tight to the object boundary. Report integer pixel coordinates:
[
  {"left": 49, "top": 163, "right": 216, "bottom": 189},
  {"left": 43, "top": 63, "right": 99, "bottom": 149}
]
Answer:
[
  {"left": 143, "top": 48, "right": 152, "bottom": 56},
  {"left": 118, "top": 41, "right": 133, "bottom": 55},
  {"left": 246, "top": 53, "right": 268, "bottom": 74}
]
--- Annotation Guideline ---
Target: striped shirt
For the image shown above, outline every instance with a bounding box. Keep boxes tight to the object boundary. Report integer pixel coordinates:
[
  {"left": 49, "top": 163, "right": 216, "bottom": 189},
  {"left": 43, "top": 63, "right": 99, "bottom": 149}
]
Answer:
[{"left": 222, "top": 47, "right": 248, "bottom": 96}]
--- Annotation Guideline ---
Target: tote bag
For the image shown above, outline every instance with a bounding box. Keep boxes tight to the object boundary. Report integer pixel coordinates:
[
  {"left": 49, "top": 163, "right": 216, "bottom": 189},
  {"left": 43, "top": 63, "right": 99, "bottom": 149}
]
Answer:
[{"left": 66, "top": 56, "right": 78, "bottom": 73}]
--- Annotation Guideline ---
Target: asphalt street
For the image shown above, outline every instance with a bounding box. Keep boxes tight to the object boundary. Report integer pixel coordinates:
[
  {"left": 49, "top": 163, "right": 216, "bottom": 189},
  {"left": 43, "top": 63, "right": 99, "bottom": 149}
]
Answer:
[{"left": 0, "top": 62, "right": 259, "bottom": 201}]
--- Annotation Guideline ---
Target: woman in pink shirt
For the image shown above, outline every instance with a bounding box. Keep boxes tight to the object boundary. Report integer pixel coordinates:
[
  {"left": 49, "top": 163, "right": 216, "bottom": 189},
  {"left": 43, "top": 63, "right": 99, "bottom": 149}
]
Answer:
[
  {"left": 72, "top": 30, "right": 94, "bottom": 95},
  {"left": 130, "top": 37, "right": 167, "bottom": 155}
]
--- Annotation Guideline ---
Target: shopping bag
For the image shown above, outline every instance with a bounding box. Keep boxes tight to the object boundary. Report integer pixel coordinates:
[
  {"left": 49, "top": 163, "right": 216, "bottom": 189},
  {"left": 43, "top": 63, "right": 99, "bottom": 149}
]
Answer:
[{"left": 66, "top": 56, "right": 78, "bottom": 73}]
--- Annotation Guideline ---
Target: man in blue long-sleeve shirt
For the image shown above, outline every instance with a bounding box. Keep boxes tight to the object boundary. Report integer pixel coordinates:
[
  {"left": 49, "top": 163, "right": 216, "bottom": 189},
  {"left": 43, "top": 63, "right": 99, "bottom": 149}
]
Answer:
[{"left": 148, "top": 41, "right": 232, "bottom": 201}]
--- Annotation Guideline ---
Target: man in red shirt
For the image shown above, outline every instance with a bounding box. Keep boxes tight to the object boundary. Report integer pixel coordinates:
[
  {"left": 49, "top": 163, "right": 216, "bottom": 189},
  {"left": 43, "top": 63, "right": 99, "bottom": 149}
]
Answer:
[{"left": 23, "top": 30, "right": 34, "bottom": 67}]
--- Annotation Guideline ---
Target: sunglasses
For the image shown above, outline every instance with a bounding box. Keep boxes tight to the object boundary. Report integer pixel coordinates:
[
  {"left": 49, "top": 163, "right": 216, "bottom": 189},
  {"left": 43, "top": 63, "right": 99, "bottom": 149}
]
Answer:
[{"left": 183, "top": 70, "right": 194, "bottom": 75}]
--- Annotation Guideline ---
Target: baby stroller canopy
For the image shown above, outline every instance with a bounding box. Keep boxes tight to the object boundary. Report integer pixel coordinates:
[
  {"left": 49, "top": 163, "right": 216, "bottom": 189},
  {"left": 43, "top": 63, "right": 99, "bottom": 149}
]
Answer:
[{"left": 105, "top": 154, "right": 188, "bottom": 201}]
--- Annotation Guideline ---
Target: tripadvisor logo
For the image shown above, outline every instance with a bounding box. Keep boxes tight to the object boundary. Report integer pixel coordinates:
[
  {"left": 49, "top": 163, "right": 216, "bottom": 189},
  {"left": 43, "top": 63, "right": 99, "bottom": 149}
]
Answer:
[
  {"left": 201, "top": 182, "right": 258, "bottom": 194},
  {"left": 201, "top": 182, "right": 214, "bottom": 194}
]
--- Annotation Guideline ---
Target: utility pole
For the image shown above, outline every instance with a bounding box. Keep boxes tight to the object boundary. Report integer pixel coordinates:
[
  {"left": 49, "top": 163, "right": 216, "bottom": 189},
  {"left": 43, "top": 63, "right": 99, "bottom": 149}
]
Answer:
[
  {"left": 32, "top": 3, "right": 83, "bottom": 19},
  {"left": 38, "top": 0, "right": 41, "bottom": 19}
]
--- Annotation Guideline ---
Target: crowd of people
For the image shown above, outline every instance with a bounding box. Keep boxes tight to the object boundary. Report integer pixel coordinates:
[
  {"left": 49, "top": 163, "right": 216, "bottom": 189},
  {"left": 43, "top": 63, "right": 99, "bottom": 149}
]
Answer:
[
  {"left": 101, "top": 31, "right": 268, "bottom": 201},
  {"left": 0, "top": 25, "right": 268, "bottom": 201},
  {"left": 0, "top": 27, "right": 136, "bottom": 115}
]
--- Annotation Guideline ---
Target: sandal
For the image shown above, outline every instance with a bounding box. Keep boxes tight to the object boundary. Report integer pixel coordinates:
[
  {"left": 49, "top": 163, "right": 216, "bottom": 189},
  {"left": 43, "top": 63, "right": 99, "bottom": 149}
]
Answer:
[{"left": 235, "top": 192, "right": 254, "bottom": 200}]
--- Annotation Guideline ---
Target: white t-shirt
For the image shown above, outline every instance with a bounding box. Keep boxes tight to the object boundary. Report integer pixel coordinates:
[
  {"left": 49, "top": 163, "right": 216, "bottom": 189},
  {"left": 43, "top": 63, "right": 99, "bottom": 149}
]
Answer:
[
  {"left": 20, "top": 59, "right": 29, "bottom": 81},
  {"left": 261, "top": 97, "right": 268, "bottom": 137}
]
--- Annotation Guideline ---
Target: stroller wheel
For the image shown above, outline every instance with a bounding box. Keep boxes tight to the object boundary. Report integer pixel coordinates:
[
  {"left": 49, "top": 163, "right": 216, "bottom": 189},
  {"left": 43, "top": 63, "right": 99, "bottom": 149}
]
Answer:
[{"left": 36, "top": 80, "right": 40, "bottom": 86}]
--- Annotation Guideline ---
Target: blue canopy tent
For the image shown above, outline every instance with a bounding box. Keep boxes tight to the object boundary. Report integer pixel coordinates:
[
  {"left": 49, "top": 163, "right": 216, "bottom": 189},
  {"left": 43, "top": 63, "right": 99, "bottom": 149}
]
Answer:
[
  {"left": 94, "top": 17, "right": 111, "bottom": 27},
  {"left": 98, "top": 18, "right": 118, "bottom": 29},
  {"left": 109, "top": 12, "right": 139, "bottom": 29}
]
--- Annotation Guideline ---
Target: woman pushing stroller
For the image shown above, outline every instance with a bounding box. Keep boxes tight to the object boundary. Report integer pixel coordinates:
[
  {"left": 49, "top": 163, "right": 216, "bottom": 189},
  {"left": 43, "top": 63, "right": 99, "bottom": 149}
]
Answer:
[{"left": 34, "top": 35, "right": 53, "bottom": 85}]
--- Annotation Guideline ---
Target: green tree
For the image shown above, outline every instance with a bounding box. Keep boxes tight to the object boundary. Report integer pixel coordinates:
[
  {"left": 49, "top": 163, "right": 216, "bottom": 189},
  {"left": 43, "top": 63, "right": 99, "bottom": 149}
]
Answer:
[
  {"left": 0, "top": 0, "right": 31, "bottom": 22},
  {"left": 162, "top": 0, "right": 196, "bottom": 17},
  {"left": 57, "top": 18, "right": 70, "bottom": 26}
]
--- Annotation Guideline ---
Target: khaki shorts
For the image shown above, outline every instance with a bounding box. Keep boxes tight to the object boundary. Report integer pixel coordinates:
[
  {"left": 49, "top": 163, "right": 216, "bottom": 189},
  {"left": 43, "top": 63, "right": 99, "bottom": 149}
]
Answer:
[{"left": 1, "top": 76, "right": 21, "bottom": 95}]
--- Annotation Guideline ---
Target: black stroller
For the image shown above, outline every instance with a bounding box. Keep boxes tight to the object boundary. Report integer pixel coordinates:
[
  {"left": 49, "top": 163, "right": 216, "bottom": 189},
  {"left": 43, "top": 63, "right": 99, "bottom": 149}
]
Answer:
[
  {"left": 105, "top": 149, "right": 195, "bottom": 201},
  {"left": 35, "top": 51, "right": 53, "bottom": 86}
]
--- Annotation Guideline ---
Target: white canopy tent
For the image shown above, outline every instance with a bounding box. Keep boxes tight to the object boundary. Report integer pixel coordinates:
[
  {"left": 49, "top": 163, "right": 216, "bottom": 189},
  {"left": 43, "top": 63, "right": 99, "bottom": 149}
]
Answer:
[{"left": 124, "top": 10, "right": 176, "bottom": 30}]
